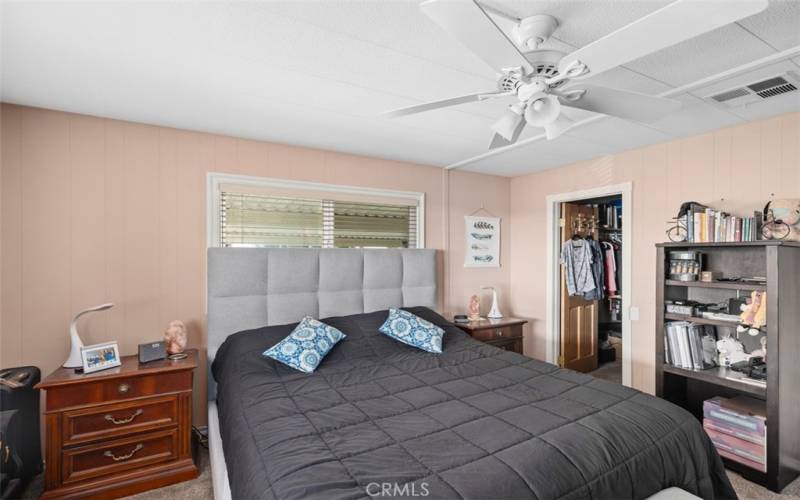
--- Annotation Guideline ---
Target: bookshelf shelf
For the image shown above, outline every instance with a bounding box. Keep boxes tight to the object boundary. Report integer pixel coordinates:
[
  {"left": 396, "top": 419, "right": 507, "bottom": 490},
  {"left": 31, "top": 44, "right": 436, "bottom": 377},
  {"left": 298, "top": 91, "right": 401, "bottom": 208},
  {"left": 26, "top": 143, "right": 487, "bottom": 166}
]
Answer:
[
  {"left": 661, "top": 364, "right": 766, "bottom": 398},
  {"left": 665, "top": 279, "right": 766, "bottom": 291},
  {"left": 657, "top": 241, "right": 800, "bottom": 248},
  {"left": 656, "top": 242, "right": 800, "bottom": 493},
  {"left": 664, "top": 313, "right": 745, "bottom": 329}
]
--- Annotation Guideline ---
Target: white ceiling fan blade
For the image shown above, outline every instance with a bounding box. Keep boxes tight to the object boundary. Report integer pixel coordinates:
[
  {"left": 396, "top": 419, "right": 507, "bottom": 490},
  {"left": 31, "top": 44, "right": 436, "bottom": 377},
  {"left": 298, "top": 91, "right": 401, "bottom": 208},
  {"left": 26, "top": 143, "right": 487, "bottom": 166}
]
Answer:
[
  {"left": 382, "top": 91, "right": 503, "bottom": 118},
  {"left": 420, "top": 0, "right": 533, "bottom": 74},
  {"left": 558, "top": 0, "right": 768, "bottom": 79},
  {"left": 488, "top": 119, "right": 526, "bottom": 149},
  {"left": 560, "top": 84, "right": 682, "bottom": 123}
]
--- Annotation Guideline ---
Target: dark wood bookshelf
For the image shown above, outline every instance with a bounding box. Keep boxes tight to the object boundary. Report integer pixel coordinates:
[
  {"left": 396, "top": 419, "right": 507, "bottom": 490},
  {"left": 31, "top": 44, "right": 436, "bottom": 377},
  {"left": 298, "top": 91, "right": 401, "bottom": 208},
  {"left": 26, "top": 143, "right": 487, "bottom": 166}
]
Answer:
[{"left": 656, "top": 241, "right": 800, "bottom": 493}]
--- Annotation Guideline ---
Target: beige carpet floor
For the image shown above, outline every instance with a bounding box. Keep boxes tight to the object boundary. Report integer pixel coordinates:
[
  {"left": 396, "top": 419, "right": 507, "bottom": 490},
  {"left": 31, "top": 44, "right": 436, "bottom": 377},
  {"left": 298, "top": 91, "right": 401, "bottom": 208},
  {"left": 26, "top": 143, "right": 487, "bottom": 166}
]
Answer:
[
  {"left": 590, "top": 359, "right": 623, "bottom": 384},
  {"left": 22, "top": 446, "right": 800, "bottom": 499}
]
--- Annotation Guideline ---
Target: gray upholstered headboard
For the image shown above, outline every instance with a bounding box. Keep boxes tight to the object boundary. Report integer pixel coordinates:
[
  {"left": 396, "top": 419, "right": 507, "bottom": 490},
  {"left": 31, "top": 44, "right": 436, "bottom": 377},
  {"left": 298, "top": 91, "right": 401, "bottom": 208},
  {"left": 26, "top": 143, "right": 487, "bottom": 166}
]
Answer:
[{"left": 206, "top": 248, "right": 437, "bottom": 400}]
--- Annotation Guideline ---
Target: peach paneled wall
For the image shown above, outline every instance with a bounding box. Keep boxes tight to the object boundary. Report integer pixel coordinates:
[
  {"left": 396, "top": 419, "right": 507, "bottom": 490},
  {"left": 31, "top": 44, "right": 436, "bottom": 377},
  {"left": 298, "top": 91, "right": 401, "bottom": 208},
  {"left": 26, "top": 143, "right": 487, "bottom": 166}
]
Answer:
[
  {"left": 509, "top": 112, "right": 800, "bottom": 394},
  {"left": 4, "top": 103, "right": 797, "bottom": 419},
  {"left": 0, "top": 104, "right": 511, "bottom": 424}
]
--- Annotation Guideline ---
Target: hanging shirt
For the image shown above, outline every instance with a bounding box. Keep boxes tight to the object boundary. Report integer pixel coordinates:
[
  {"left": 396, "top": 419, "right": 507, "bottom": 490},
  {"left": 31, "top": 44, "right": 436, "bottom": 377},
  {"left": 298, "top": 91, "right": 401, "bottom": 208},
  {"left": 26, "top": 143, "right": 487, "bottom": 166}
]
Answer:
[
  {"left": 561, "top": 239, "right": 596, "bottom": 297},
  {"left": 583, "top": 240, "right": 605, "bottom": 301},
  {"left": 603, "top": 242, "right": 617, "bottom": 294}
]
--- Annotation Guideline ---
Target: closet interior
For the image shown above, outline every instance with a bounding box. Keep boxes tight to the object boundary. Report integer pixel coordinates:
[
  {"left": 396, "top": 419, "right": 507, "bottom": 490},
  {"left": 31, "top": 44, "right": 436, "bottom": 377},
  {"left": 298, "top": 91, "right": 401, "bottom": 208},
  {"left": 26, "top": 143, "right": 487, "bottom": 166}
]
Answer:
[{"left": 559, "top": 195, "right": 623, "bottom": 383}]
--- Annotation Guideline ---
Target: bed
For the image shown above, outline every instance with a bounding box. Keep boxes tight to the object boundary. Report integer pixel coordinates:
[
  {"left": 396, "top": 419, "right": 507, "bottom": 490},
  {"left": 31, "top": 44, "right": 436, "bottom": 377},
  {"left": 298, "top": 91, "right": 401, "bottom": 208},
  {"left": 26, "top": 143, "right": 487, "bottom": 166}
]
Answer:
[{"left": 206, "top": 248, "right": 735, "bottom": 500}]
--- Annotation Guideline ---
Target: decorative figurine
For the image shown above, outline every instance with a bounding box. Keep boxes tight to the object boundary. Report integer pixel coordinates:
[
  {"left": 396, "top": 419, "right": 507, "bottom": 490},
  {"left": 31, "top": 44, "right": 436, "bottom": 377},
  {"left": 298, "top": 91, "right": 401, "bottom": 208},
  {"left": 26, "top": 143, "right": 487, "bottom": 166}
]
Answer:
[
  {"left": 468, "top": 295, "right": 481, "bottom": 322},
  {"left": 738, "top": 291, "right": 767, "bottom": 336},
  {"left": 164, "top": 320, "right": 188, "bottom": 359}
]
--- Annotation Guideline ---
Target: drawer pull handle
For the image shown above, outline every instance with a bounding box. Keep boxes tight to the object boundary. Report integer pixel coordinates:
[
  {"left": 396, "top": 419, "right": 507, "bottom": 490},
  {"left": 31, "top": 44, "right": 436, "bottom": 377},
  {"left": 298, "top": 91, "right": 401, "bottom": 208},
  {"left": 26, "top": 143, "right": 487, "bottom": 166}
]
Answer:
[
  {"left": 117, "top": 383, "right": 131, "bottom": 394},
  {"left": 104, "top": 443, "right": 143, "bottom": 462},
  {"left": 104, "top": 409, "right": 143, "bottom": 425}
]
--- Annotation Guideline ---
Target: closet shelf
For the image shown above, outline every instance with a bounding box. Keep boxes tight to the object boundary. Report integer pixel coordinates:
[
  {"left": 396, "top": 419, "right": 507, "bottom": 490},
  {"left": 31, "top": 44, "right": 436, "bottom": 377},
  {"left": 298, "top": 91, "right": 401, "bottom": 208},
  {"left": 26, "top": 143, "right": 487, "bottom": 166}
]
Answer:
[{"left": 665, "top": 279, "right": 766, "bottom": 291}]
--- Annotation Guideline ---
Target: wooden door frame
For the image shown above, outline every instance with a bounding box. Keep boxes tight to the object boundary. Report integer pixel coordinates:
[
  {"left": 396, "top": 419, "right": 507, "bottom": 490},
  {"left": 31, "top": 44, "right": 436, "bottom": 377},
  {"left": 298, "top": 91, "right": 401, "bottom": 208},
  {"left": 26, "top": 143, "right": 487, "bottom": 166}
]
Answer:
[{"left": 545, "top": 183, "right": 633, "bottom": 387}]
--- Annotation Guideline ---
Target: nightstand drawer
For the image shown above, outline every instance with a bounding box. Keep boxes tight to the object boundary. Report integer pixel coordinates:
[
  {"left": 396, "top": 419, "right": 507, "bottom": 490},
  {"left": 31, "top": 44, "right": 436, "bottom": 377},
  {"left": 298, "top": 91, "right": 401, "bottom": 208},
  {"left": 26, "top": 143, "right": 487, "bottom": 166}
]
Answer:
[
  {"left": 62, "top": 395, "right": 178, "bottom": 446},
  {"left": 470, "top": 325, "right": 521, "bottom": 342},
  {"left": 486, "top": 337, "right": 523, "bottom": 354},
  {"left": 62, "top": 428, "right": 178, "bottom": 485},
  {"left": 45, "top": 370, "right": 192, "bottom": 411}
]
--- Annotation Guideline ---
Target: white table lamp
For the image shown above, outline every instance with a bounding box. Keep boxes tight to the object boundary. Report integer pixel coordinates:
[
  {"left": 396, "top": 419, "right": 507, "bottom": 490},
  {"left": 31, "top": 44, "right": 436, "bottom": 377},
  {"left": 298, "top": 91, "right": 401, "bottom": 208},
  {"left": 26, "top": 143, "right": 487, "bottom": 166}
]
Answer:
[
  {"left": 481, "top": 286, "right": 503, "bottom": 319},
  {"left": 64, "top": 303, "right": 114, "bottom": 368}
]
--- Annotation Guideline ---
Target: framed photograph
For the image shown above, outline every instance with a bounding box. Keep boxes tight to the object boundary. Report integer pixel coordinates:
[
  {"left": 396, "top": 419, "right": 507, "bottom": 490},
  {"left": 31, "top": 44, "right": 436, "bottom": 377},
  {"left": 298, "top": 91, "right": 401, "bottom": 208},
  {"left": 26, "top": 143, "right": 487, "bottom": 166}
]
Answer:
[
  {"left": 464, "top": 215, "right": 500, "bottom": 267},
  {"left": 81, "top": 341, "right": 122, "bottom": 374}
]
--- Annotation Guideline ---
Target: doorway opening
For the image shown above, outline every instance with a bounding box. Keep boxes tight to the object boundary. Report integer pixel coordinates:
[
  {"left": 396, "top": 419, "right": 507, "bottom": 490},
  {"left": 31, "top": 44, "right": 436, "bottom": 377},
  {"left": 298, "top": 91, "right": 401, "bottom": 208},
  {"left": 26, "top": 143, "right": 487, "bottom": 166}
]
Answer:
[{"left": 545, "top": 183, "right": 632, "bottom": 387}]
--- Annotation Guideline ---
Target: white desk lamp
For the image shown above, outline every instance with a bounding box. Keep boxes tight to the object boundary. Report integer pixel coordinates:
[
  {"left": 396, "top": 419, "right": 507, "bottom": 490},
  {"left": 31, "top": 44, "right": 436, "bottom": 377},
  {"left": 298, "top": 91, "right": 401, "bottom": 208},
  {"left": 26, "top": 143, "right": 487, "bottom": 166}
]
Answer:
[
  {"left": 480, "top": 286, "right": 503, "bottom": 319},
  {"left": 64, "top": 303, "right": 114, "bottom": 368}
]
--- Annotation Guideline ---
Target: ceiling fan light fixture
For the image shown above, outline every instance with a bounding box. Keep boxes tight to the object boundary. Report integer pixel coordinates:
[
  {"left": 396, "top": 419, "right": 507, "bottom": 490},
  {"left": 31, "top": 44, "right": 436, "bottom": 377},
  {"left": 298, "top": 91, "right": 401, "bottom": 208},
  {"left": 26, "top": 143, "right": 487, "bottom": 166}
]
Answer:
[
  {"left": 544, "top": 114, "right": 574, "bottom": 140},
  {"left": 524, "top": 95, "right": 561, "bottom": 128},
  {"left": 491, "top": 103, "right": 525, "bottom": 141}
]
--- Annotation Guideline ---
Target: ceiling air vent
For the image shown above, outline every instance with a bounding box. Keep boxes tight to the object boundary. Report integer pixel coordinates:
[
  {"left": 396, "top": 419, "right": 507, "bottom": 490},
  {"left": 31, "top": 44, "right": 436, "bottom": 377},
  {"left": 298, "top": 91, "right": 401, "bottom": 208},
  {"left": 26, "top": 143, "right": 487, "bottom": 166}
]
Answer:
[
  {"left": 705, "top": 73, "right": 799, "bottom": 108},
  {"left": 711, "top": 88, "right": 749, "bottom": 103}
]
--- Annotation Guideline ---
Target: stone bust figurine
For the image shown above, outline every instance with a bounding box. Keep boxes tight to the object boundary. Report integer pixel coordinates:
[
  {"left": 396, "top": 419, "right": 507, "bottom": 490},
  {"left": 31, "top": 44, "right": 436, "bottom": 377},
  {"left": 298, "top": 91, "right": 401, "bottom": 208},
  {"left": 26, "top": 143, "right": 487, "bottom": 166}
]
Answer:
[
  {"left": 164, "top": 320, "right": 188, "bottom": 356},
  {"left": 468, "top": 295, "right": 481, "bottom": 321}
]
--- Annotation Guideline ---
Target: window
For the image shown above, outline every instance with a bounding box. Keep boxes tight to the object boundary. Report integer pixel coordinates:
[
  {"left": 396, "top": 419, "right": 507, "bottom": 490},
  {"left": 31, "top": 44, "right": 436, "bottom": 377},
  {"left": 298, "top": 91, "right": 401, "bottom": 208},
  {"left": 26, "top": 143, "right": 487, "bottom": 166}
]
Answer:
[{"left": 209, "top": 174, "right": 423, "bottom": 249}]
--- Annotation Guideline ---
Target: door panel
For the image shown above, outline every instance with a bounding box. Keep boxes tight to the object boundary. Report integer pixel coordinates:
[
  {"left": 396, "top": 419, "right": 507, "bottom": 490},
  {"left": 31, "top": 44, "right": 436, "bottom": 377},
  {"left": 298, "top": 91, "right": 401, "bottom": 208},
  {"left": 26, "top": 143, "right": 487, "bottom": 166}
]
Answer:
[{"left": 560, "top": 202, "right": 598, "bottom": 372}]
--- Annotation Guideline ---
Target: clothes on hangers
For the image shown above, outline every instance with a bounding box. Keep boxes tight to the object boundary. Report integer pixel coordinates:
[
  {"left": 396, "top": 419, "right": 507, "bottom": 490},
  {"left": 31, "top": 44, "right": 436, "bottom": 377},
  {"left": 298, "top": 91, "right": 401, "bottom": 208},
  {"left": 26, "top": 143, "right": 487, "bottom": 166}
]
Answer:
[
  {"left": 602, "top": 241, "right": 618, "bottom": 294},
  {"left": 583, "top": 239, "right": 606, "bottom": 301},
  {"left": 560, "top": 239, "right": 596, "bottom": 297}
]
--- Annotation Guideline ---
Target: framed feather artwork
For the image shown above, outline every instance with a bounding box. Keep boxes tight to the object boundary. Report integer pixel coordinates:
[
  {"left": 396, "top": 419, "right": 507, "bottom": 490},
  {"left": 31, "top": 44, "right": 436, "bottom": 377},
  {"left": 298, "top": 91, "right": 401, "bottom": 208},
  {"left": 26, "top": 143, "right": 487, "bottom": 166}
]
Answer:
[{"left": 464, "top": 215, "right": 500, "bottom": 267}]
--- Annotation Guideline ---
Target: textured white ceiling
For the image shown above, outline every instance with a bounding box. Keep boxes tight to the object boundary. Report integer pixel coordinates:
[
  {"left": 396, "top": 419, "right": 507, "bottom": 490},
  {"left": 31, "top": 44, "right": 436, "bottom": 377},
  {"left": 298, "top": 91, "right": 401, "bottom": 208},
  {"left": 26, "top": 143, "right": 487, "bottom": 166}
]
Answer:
[{"left": 2, "top": 0, "right": 799, "bottom": 177}]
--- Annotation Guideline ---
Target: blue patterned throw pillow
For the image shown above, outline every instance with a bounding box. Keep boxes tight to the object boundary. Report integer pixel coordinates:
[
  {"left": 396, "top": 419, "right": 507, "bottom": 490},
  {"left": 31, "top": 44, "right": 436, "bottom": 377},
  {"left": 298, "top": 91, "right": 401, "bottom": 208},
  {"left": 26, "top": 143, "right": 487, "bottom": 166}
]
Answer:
[
  {"left": 379, "top": 308, "right": 445, "bottom": 353},
  {"left": 263, "top": 317, "right": 346, "bottom": 373}
]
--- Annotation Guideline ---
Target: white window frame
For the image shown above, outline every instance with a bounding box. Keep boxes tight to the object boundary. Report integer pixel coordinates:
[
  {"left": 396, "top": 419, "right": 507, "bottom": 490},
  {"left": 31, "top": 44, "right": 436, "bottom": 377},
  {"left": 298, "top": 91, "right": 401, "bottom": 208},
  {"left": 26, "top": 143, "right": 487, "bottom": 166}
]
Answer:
[{"left": 207, "top": 172, "right": 425, "bottom": 249}]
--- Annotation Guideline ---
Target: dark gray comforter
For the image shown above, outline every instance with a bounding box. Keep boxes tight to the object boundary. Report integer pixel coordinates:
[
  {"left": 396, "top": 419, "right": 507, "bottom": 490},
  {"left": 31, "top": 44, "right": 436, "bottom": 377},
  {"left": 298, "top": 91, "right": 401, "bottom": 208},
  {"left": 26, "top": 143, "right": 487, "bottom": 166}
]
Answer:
[{"left": 212, "top": 307, "right": 736, "bottom": 500}]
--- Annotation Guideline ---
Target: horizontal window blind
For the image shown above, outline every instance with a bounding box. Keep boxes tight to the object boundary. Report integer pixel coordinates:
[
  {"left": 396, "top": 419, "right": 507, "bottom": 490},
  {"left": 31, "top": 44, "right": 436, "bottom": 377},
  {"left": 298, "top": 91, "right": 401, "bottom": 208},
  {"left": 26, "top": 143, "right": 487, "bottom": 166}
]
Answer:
[
  {"left": 221, "top": 193, "right": 324, "bottom": 248},
  {"left": 221, "top": 191, "right": 417, "bottom": 249},
  {"left": 332, "top": 202, "right": 416, "bottom": 248}
]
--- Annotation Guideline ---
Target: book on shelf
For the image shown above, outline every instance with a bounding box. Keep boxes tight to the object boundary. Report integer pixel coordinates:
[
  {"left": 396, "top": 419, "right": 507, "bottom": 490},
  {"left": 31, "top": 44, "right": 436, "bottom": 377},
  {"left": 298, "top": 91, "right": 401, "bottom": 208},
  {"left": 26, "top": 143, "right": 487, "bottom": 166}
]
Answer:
[
  {"left": 703, "top": 396, "right": 767, "bottom": 472},
  {"left": 682, "top": 206, "right": 761, "bottom": 243},
  {"left": 664, "top": 321, "right": 716, "bottom": 370},
  {"left": 703, "top": 419, "right": 765, "bottom": 446},
  {"left": 703, "top": 396, "right": 766, "bottom": 434},
  {"left": 705, "top": 427, "right": 766, "bottom": 466}
]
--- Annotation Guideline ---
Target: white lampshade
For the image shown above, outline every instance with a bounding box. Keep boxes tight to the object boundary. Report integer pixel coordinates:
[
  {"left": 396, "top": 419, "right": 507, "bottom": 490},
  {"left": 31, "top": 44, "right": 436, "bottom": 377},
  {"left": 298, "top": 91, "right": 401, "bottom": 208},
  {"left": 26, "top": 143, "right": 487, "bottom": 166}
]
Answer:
[
  {"left": 491, "top": 103, "right": 525, "bottom": 141},
  {"left": 480, "top": 286, "right": 503, "bottom": 319},
  {"left": 524, "top": 95, "right": 561, "bottom": 128},
  {"left": 544, "top": 114, "right": 574, "bottom": 140}
]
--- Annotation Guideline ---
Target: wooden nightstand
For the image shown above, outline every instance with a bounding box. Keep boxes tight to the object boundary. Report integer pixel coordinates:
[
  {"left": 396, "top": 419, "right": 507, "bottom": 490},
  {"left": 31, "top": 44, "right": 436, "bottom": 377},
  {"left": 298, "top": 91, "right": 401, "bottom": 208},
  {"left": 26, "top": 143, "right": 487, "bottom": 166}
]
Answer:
[
  {"left": 35, "top": 349, "right": 199, "bottom": 499},
  {"left": 455, "top": 318, "right": 527, "bottom": 354}
]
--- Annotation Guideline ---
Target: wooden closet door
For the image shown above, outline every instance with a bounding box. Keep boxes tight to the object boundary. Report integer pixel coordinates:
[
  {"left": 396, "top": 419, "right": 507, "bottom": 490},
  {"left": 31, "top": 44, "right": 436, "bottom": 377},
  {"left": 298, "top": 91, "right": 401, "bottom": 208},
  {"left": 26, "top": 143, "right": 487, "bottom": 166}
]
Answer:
[{"left": 559, "top": 202, "right": 599, "bottom": 372}]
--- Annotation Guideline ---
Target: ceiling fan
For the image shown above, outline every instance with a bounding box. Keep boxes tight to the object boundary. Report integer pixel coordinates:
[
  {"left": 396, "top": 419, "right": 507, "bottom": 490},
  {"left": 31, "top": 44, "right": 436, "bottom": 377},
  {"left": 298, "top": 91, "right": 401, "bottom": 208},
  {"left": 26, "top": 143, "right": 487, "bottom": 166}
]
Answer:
[{"left": 383, "top": 0, "right": 768, "bottom": 148}]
